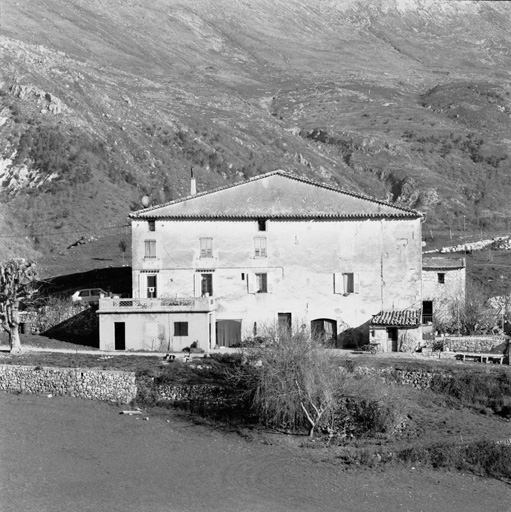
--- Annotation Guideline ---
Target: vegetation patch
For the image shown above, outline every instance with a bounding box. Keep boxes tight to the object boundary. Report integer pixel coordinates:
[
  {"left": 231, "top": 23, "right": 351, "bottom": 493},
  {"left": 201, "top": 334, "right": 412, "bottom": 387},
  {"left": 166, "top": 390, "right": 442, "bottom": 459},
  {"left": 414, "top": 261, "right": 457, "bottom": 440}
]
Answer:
[{"left": 396, "top": 439, "right": 511, "bottom": 480}]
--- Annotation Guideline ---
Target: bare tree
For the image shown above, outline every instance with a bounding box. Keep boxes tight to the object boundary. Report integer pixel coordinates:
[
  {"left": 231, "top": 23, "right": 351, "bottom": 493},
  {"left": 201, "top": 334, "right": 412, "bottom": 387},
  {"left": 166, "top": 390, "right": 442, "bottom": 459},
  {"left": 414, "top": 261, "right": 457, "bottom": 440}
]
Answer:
[{"left": 0, "top": 259, "right": 38, "bottom": 354}]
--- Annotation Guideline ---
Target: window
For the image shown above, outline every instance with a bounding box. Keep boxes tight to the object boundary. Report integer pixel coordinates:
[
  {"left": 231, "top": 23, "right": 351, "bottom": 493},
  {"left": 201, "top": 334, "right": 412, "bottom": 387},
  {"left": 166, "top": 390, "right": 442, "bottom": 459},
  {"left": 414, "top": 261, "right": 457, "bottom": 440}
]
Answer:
[
  {"left": 258, "top": 219, "right": 267, "bottom": 231},
  {"left": 247, "top": 272, "right": 273, "bottom": 294},
  {"left": 254, "top": 237, "right": 267, "bottom": 257},
  {"left": 200, "top": 238, "right": 213, "bottom": 258},
  {"left": 438, "top": 273, "right": 445, "bottom": 284},
  {"left": 202, "top": 273, "right": 213, "bottom": 296},
  {"left": 174, "top": 322, "right": 188, "bottom": 336},
  {"left": 194, "top": 273, "right": 213, "bottom": 297},
  {"left": 333, "top": 272, "right": 360, "bottom": 294},
  {"left": 148, "top": 220, "right": 155, "bottom": 232},
  {"left": 144, "top": 239, "right": 156, "bottom": 258},
  {"left": 255, "top": 273, "right": 267, "bottom": 293},
  {"left": 147, "top": 275, "right": 157, "bottom": 298}
]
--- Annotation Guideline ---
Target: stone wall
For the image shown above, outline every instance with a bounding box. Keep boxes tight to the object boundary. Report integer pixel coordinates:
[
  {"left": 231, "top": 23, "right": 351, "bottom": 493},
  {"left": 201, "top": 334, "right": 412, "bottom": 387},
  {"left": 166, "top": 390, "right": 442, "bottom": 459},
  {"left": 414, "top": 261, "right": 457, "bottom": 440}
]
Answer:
[
  {"left": 0, "top": 365, "right": 136, "bottom": 403},
  {"left": 353, "top": 366, "right": 436, "bottom": 390},
  {"left": 443, "top": 336, "right": 509, "bottom": 353}
]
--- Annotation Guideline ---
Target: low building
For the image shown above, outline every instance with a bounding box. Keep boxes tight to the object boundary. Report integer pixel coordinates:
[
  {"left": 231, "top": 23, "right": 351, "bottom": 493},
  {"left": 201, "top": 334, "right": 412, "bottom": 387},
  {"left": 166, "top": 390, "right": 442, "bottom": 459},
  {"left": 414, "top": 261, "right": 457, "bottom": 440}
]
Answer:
[
  {"left": 370, "top": 309, "right": 422, "bottom": 352},
  {"left": 421, "top": 255, "right": 466, "bottom": 336}
]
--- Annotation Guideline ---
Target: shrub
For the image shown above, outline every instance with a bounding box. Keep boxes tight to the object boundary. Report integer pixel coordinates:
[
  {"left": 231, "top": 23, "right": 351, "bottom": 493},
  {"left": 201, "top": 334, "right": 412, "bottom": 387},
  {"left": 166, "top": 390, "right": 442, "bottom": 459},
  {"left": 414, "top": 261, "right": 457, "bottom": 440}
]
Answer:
[
  {"left": 228, "top": 328, "right": 344, "bottom": 437},
  {"left": 397, "top": 440, "right": 511, "bottom": 479},
  {"left": 430, "top": 371, "right": 511, "bottom": 415}
]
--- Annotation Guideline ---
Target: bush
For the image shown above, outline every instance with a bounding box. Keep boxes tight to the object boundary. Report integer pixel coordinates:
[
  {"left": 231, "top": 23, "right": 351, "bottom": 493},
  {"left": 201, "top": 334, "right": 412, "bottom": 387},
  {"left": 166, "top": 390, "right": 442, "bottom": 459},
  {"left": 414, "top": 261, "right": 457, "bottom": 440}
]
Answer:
[
  {"left": 397, "top": 440, "right": 511, "bottom": 479},
  {"left": 430, "top": 371, "right": 511, "bottom": 416},
  {"left": 228, "top": 328, "right": 344, "bottom": 436}
]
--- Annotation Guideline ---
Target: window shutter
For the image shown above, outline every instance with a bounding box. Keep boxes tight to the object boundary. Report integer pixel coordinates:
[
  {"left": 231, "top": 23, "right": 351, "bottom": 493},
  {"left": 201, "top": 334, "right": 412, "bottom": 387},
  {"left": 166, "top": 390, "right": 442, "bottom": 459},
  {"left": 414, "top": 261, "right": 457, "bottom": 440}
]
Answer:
[
  {"left": 267, "top": 272, "right": 274, "bottom": 293},
  {"left": 334, "top": 273, "right": 344, "bottom": 294},
  {"left": 137, "top": 274, "right": 143, "bottom": 298},
  {"left": 194, "top": 273, "right": 202, "bottom": 298},
  {"left": 343, "top": 273, "right": 349, "bottom": 293},
  {"left": 353, "top": 273, "right": 360, "bottom": 293},
  {"left": 247, "top": 273, "right": 256, "bottom": 294}
]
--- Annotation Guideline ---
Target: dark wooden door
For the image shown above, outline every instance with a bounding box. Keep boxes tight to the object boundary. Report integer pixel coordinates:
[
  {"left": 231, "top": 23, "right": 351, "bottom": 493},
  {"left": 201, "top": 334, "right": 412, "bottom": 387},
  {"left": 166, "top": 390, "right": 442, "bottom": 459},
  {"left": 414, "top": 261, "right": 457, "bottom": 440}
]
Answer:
[
  {"left": 387, "top": 327, "right": 398, "bottom": 352},
  {"left": 114, "top": 322, "right": 126, "bottom": 351}
]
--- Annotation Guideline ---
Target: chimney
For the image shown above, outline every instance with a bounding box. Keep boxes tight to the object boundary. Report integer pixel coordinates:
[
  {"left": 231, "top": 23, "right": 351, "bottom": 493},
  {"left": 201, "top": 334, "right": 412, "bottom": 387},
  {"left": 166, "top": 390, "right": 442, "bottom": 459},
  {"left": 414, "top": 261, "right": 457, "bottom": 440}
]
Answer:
[{"left": 190, "top": 168, "right": 197, "bottom": 196}]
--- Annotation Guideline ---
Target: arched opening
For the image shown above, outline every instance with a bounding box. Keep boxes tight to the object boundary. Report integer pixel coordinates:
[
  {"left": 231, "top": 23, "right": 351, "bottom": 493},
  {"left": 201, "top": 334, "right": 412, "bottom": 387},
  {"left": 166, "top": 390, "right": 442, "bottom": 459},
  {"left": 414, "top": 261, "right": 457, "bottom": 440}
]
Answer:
[{"left": 311, "top": 318, "right": 337, "bottom": 343}]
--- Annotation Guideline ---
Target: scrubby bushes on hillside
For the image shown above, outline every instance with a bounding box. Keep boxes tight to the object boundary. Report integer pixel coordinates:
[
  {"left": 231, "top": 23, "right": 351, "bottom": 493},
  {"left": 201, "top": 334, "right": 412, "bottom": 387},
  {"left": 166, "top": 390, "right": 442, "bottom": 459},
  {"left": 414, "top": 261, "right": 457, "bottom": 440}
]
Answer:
[{"left": 13, "top": 124, "right": 110, "bottom": 191}]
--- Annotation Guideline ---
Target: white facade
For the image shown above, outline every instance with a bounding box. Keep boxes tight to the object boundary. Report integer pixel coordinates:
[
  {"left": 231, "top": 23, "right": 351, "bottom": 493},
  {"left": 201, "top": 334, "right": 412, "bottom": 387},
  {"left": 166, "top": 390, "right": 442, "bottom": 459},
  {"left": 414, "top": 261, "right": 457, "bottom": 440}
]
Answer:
[{"left": 422, "top": 256, "right": 466, "bottom": 332}]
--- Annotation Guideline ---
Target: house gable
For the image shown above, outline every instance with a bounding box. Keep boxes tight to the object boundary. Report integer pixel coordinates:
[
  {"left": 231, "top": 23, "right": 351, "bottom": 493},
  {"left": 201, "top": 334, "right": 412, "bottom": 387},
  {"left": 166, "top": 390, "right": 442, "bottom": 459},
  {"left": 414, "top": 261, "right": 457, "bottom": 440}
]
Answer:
[{"left": 130, "top": 171, "right": 422, "bottom": 220}]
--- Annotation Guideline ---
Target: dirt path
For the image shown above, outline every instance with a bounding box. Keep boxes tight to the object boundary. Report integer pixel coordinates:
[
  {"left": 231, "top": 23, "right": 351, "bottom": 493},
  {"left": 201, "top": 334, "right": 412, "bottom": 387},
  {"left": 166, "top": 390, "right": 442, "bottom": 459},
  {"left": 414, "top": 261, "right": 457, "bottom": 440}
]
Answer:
[{"left": 0, "top": 393, "right": 509, "bottom": 512}]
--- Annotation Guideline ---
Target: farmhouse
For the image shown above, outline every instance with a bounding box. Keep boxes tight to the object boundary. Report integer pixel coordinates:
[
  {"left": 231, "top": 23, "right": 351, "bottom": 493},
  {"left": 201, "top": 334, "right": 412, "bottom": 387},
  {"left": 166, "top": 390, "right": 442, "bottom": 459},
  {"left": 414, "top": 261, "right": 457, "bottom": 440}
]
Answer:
[{"left": 98, "top": 171, "right": 423, "bottom": 352}]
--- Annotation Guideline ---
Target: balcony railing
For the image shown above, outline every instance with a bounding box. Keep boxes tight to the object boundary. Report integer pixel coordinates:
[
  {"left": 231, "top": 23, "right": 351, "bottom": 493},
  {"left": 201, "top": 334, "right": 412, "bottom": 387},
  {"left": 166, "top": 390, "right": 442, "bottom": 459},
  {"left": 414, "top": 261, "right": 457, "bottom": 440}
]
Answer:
[{"left": 98, "top": 296, "right": 216, "bottom": 312}]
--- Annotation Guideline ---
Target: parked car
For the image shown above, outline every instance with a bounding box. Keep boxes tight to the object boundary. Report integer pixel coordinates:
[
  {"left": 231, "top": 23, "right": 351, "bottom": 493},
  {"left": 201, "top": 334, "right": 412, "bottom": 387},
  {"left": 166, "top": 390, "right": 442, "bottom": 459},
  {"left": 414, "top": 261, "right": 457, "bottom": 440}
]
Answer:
[{"left": 71, "top": 289, "right": 120, "bottom": 304}]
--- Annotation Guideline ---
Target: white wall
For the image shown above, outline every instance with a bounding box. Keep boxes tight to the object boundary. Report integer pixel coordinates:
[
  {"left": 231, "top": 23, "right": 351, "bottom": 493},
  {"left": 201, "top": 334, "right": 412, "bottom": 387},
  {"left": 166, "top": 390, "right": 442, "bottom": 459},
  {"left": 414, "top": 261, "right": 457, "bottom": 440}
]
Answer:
[
  {"left": 131, "top": 217, "right": 422, "bottom": 341},
  {"left": 99, "top": 311, "right": 214, "bottom": 352}
]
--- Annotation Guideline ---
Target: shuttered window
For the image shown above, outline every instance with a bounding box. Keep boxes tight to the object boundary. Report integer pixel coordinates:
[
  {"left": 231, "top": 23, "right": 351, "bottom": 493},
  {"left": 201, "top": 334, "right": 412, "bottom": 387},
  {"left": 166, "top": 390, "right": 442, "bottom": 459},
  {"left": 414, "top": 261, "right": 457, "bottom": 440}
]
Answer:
[
  {"left": 144, "top": 240, "right": 156, "bottom": 258},
  {"left": 248, "top": 272, "right": 273, "bottom": 294},
  {"left": 200, "top": 238, "right": 213, "bottom": 258},
  {"left": 334, "top": 272, "right": 359, "bottom": 294},
  {"left": 254, "top": 237, "right": 267, "bottom": 257}
]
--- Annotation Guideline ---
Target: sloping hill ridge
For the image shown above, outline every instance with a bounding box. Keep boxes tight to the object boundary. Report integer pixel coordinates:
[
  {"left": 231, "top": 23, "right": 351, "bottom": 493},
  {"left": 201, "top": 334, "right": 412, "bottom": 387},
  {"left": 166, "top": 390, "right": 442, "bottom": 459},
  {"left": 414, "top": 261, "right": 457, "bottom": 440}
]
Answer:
[{"left": 1, "top": 0, "right": 511, "bottom": 271}]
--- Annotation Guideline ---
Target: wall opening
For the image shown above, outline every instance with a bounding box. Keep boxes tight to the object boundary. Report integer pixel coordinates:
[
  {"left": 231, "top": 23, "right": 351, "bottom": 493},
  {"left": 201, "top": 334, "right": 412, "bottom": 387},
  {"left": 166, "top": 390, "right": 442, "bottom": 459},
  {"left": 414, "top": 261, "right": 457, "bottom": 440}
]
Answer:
[
  {"left": 114, "top": 322, "right": 126, "bottom": 351},
  {"left": 216, "top": 320, "right": 241, "bottom": 347}
]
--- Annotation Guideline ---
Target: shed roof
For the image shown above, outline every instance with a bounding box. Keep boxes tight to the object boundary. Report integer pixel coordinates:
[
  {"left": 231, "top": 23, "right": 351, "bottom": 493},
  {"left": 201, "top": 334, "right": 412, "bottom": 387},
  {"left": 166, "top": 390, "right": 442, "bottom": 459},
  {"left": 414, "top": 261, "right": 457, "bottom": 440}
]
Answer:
[
  {"left": 422, "top": 256, "right": 466, "bottom": 270},
  {"left": 371, "top": 309, "right": 421, "bottom": 327},
  {"left": 130, "top": 171, "right": 422, "bottom": 220}
]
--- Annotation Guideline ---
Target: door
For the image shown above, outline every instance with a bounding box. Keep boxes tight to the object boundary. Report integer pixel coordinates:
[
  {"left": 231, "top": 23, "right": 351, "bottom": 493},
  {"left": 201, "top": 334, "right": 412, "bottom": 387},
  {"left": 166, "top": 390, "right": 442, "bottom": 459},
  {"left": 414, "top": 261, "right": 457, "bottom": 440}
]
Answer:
[
  {"left": 387, "top": 327, "right": 398, "bottom": 352},
  {"left": 114, "top": 322, "right": 126, "bottom": 351},
  {"left": 147, "top": 275, "right": 157, "bottom": 298},
  {"left": 311, "top": 318, "right": 337, "bottom": 343},
  {"left": 216, "top": 320, "right": 241, "bottom": 347},
  {"left": 422, "top": 301, "right": 433, "bottom": 324},
  {"left": 278, "top": 313, "right": 292, "bottom": 336},
  {"left": 201, "top": 273, "right": 213, "bottom": 296}
]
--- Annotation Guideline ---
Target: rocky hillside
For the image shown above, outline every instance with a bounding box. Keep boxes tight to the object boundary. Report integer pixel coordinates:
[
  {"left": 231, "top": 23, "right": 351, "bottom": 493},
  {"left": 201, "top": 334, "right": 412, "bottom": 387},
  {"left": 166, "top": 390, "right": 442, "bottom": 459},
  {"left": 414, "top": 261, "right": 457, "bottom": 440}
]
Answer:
[{"left": 1, "top": 0, "right": 511, "bottom": 271}]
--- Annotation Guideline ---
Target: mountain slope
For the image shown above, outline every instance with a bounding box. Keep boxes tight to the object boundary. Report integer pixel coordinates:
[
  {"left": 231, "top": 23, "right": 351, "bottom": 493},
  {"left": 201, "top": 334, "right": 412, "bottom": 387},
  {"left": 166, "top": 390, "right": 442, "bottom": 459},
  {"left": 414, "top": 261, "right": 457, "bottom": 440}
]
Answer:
[{"left": 1, "top": 0, "right": 511, "bottom": 270}]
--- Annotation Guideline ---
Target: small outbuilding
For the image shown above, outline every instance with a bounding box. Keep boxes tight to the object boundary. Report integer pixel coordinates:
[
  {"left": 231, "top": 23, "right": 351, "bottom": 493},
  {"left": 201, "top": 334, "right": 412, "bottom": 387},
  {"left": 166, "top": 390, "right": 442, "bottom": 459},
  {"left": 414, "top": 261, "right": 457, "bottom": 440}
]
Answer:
[{"left": 370, "top": 309, "right": 422, "bottom": 352}]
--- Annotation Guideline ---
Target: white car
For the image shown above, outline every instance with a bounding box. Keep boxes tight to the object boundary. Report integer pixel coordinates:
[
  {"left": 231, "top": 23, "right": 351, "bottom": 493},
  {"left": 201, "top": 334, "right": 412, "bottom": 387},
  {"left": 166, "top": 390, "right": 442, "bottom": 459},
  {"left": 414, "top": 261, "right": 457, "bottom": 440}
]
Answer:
[{"left": 71, "top": 288, "right": 116, "bottom": 304}]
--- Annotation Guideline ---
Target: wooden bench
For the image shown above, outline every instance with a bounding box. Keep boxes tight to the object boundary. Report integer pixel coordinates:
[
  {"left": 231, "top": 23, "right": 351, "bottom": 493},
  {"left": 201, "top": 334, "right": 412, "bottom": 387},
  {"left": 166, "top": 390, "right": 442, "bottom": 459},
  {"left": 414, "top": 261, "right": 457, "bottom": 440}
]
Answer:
[{"left": 455, "top": 352, "right": 506, "bottom": 364}]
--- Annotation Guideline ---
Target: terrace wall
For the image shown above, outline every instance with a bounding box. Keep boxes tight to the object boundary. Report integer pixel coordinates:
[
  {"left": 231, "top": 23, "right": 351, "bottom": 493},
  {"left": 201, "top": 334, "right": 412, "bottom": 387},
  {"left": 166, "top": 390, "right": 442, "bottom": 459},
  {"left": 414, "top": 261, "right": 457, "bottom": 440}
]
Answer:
[{"left": 0, "top": 365, "right": 136, "bottom": 403}]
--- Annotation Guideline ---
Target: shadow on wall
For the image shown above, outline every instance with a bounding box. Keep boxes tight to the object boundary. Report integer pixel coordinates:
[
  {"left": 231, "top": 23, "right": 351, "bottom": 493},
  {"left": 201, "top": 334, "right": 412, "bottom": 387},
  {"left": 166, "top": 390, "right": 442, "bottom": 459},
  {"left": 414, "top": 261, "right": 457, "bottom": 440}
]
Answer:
[
  {"left": 43, "top": 306, "right": 99, "bottom": 348},
  {"left": 337, "top": 320, "right": 370, "bottom": 349}
]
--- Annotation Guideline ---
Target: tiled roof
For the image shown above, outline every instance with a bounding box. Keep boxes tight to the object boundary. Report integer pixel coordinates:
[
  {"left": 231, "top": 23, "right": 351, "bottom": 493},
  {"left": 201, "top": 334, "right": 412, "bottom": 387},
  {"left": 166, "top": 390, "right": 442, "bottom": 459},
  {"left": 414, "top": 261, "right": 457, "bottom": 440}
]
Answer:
[
  {"left": 130, "top": 170, "right": 422, "bottom": 220},
  {"left": 422, "top": 256, "right": 465, "bottom": 270},
  {"left": 371, "top": 309, "right": 421, "bottom": 327}
]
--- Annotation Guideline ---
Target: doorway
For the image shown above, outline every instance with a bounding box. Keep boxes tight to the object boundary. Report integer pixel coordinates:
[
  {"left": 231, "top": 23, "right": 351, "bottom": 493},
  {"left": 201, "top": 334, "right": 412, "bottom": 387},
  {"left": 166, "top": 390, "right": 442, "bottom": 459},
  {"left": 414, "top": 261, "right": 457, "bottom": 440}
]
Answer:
[
  {"left": 114, "top": 322, "right": 126, "bottom": 351},
  {"left": 216, "top": 320, "right": 241, "bottom": 347},
  {"left": 147, "top": 275, "right": 157, "bottom": 298},
  {"left": 278, "top": 313, "right": 292, "bottom": 336},
  {"left": 422, "top": 301, "right": 433, "bottom": 324},
  {"left": 311, "top": 318, "right": 337, "bottom": 343},
  {"left": 386, "top": 327, "right": 398, "bottom": 352}
]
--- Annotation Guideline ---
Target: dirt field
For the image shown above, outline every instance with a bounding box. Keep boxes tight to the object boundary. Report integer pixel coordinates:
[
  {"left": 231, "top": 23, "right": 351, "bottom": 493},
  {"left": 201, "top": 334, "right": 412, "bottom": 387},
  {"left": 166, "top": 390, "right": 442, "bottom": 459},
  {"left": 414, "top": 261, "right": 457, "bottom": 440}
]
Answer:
[{"left": 0, "top": 392, "right": 509, "bottom": 512}]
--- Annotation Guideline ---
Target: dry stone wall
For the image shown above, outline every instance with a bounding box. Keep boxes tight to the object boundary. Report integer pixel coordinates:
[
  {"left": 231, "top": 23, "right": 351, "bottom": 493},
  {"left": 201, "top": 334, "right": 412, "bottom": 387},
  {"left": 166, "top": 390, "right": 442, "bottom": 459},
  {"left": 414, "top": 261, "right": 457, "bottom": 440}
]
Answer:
[
  {"left": 443, "top": 336, "right": 508, "bottom": 353},
  {"left": 0, "top": 365, "right": 136, "bottom": 403},
  {"left": 353, "top": 366, "right": 436, "bottom": 389}
]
